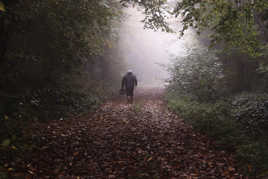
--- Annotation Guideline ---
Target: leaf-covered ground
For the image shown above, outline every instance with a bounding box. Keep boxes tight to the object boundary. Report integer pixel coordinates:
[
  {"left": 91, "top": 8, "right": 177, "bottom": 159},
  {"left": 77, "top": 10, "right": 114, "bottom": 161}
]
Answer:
[{"left": 9, "top": 88, "right": 244, "bottom": 178}]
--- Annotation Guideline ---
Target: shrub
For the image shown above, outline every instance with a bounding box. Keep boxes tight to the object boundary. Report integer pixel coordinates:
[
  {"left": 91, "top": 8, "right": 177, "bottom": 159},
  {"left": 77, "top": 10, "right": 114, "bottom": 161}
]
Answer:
[
  {"left": 236, "top": 141, "right": 268, "bottom": 176},
  {"left": 231, "top": 93, "right": 268, "bottom": 138},
  {"left": 168, "top": 97, "right": 244, "bottom": 148},
  {"left": 167, "top": 93, "right": 268, "bottom": 176},
  {"left": 167, "top": 48, "right": 227, "bottom": 103},
  {"left": 166, "top": 46, "right": 268, "bottom": 176}
]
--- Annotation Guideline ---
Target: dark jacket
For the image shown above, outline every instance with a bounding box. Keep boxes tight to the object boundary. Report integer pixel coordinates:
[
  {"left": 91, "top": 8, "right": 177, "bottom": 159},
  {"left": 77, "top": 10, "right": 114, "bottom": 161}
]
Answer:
[{"left": 121, "top": 72, "right": 137, "bottom": 90}]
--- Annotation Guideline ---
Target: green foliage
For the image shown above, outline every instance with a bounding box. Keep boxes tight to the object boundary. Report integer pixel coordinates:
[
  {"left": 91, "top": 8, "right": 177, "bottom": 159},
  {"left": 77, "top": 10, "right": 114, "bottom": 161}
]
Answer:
[
  {"left": 5, "top": 0, "right": 121, "bottom": 61},
  {"left": 237, "top": 141, "right": 268, "bottom": 175},
  {"left": 0, "top": 0, "right": 125, "bottom": 176},
  {"left": 18, "top": 88, "right": 102, "bottom": 121},
  {"left": 120, "top": 0, "right": 171, "bottom": 32},
  {"left": 0, "top": 1, "right": 5, "bottom": 12},
  {"left": 0, "top": 0, "right": 124, "bottom": 121},
  {"left": 121, "top": 0, "right": 268, "bottom": 56},
  {"left": 0, "top": 114, "right": 30, "bottom": 150},
  {"left": 167, "top": 97, "right": 243, "bottom": 148},
  {"left": 0, "top": 171, "right": 8, "bottom": 179},
  {"left": 167, "top": 93, "right": 268, "bottom": 176},
  {"left": 167, "top": 48, "right": 226, "bottom": 102},
  {"left": 175, "top": 0, "right": 268, "bottom": 57},
  {"left": 132, "top": 103, "right": 143, "bottom": 113},
  {"left": 1, "top": 139, "right": 10, "bottom": 147},
  {"left": 231, "top": 93, "right": 268, "bottom": 137},
  {"left": 166, "top": 48, "right": 268, "bottom": 176}
]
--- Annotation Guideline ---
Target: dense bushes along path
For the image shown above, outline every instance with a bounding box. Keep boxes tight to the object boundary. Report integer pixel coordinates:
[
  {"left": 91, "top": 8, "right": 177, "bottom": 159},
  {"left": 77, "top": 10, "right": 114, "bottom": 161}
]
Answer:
[{"left": 9, "top": 88, "right": 244, "bottom": 178}]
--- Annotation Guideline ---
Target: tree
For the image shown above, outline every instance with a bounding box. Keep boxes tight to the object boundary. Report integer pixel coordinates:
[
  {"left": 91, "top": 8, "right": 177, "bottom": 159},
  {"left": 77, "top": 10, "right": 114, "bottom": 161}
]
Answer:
[
  {"left": 0, "top": 0, "right": 124, "bottom": 120},
  {"left": 167, "top": 48, "right": 225, "bottom": 102},
  {"left": 121, "top": 0, "right": 268, "bottom": 57}
]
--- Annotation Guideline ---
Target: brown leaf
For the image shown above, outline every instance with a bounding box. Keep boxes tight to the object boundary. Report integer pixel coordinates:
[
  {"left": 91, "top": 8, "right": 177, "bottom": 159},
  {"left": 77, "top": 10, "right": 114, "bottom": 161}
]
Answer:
[
  {"left": 147, "top": 157, "right": 153, "bottom": 161},
  {"left": 108, "top": 175, "right": 116, "bottom": 179},
  {"left": 229, "top": 167, "right": 235, "bottom": 172}
]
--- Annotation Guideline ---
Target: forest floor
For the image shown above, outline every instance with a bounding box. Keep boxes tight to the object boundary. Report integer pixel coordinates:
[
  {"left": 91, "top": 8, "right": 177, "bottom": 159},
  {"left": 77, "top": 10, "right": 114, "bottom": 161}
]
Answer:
[{"left": 9, "top": 88, "right": 244, "bottom": 178}]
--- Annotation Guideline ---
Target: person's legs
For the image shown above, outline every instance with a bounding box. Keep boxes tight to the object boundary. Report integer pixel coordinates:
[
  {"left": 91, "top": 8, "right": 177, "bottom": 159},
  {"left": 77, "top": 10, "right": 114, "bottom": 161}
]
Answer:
[
  {"left": 126, "top": 88, "right": 134, "bottom": 104},
  {"left": 130, "top": 95, "right": 133, "bottom": 104},
  {"left": 129, "top": 88, "right": 134, "bottom": 104},
  {"left": 126, "top": 96, "right": 130, "bottom": 103}
]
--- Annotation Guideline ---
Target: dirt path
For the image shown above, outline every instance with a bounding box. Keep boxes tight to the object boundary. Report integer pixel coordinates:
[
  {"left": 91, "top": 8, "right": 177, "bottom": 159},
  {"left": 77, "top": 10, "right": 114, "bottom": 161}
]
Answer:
[{"left": 14, "top": 88, "right": 243, "bottom": 178}]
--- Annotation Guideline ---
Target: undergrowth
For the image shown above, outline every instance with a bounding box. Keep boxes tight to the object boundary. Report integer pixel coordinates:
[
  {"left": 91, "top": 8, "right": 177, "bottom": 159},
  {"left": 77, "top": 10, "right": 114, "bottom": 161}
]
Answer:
[
  {"left": 0, "top": 85, "right": 115, "bottom": 178},
  {"left": 166, "top": 92, "right": 268, "bottom": 178}
]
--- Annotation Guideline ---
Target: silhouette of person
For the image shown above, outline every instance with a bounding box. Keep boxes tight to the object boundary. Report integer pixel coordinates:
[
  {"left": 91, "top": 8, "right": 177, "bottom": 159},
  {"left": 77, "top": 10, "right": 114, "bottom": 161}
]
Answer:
[{"left": 121, "top": 69, "right": 138, "bottom": 104}]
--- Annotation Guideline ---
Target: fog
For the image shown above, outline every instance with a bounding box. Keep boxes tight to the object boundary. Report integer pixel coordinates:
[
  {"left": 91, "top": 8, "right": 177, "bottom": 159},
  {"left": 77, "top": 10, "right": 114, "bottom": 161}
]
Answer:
[{"left": 118, "top": 6, "right": 201, "bottom": 87}]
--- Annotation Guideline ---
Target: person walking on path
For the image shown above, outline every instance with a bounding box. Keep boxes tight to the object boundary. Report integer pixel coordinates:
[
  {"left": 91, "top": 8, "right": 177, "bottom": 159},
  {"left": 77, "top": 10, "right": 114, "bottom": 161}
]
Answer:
[{"left": 121, "top": 70, "right": 138, "bottom": 104}]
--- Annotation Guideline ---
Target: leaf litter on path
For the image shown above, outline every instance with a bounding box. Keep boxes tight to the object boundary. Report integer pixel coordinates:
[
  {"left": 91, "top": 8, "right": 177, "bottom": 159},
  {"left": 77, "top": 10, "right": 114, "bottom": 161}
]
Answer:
[{"left": 8, "top": 88, "right": 244, "bottom": 178}]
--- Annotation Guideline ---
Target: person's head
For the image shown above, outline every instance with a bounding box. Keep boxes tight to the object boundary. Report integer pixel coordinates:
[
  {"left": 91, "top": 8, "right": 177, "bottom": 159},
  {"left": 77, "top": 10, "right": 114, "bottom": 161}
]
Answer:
[{"left": 127, "top": 69, "right": 133, "bottom": 74}]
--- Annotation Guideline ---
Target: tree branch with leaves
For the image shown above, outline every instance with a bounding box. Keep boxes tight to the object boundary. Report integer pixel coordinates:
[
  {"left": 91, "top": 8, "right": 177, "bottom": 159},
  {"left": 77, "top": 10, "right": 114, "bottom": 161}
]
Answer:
[{"left": 121, "top": 0, "right": 268, "bottom": 57}]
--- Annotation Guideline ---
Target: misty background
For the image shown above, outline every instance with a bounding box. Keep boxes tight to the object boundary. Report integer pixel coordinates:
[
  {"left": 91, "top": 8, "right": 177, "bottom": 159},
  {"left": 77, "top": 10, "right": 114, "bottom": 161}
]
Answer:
[{"left": 118, "top": 6, "right": 200, "bottom": 87}]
